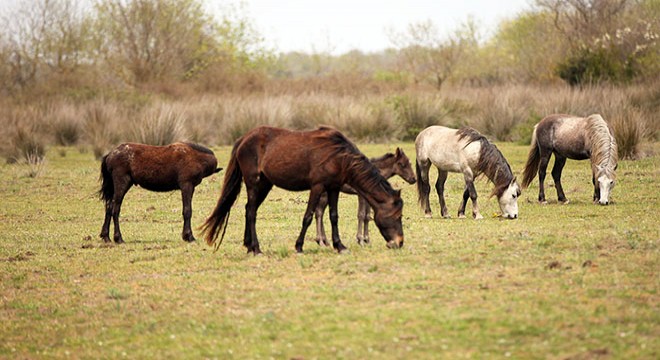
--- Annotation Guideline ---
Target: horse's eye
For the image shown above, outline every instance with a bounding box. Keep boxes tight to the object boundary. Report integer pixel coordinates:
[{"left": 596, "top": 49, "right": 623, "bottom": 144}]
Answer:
[
  {"left": 610, "top": 181, "right": 614, "bottom": 185},
  {"left": 512, "top": 194, "right": 517, "bottom": 199}
]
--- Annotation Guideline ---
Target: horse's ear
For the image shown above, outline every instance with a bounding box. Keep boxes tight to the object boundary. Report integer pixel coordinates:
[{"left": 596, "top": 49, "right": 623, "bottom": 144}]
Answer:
[
  {"left": 510, "top": 176, "right": 517, "bottom": 186},
  {"left": 395, "top": 189, "right": 401, "bottom": 197},
  {"left": 215, "top": 167, "right": 223, "bottom": 173},
  {"left": 395, "top": 147, "right": 403, "bottom": 157}
]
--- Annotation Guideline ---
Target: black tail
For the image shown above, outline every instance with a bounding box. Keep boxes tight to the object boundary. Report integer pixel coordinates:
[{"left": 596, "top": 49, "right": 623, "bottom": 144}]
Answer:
[
  {"left": 521, "top": 125, "right": 540, "bottom": 188},
  {"left": 98, "top": 154, "right": 113, "bottom": 204},
  {"left": 416, "top": 159, "right": 429, "bottom": 210},
  {"left": 201, "top": 139, "right": 243, "bottom": 249}
]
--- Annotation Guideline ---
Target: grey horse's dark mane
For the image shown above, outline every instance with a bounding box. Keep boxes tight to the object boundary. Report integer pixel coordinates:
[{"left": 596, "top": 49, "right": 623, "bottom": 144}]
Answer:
[{"left": 457, "top": 127, "right": 514, "bottom": 198}]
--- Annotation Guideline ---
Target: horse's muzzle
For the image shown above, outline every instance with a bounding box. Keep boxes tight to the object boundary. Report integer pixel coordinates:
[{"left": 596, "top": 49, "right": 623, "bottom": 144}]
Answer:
[
  {"left": 387, "top": 236, "right": 404, "bottom": 249},
  {"left": 598, "top": 200, "right": 609, "bottom": 205}
]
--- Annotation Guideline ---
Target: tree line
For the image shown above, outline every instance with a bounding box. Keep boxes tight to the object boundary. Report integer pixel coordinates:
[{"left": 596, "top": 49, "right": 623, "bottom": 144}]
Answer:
[{"left": 0, "top": 0, "right": 658, "bottom": 99}]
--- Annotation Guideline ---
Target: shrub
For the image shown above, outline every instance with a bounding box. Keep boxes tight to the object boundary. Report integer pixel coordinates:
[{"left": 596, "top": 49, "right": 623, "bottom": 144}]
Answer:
[
  {"left": 609, "top": 107, "right": 646, "bottom": 159},
  {"left": 388, "top": 95, "right": 448, "bottom": 141},
  {"left": 83, "top": 102, "right": 124, "bottom": 159},
  {"left": 131, "top": 104, "right": 187, "bottom": 145}
]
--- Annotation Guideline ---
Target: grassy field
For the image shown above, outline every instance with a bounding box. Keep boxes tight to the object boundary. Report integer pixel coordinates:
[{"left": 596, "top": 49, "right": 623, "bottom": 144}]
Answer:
[{"left": 0, "top": 141, "right": 658, "bottom": 359}]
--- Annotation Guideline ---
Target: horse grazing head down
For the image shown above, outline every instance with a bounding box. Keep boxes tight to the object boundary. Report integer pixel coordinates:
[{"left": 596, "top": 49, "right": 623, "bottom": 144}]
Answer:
[
  {"left": 594, "top": 164, "right": 616, "bottom": 205},
  {"left": 372, "top": 189, "right": 404, "bottom": 249},
  {"left": 496, "top": 177, "right": 521, "bottom": 219}
]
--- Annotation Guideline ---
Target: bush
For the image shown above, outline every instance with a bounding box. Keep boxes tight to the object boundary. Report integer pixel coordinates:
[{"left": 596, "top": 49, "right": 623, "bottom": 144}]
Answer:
[{"left": 131, "top": 104, "right": 187, "bottom": 145}]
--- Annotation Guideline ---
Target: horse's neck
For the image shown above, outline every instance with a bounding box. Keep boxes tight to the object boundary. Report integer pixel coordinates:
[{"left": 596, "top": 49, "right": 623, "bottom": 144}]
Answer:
[
  {"left": 346, "top": 160, "right": 392, "bottom": 207},
  {"left": 372, "top": 157, "right": 395, "bottom": 179}
]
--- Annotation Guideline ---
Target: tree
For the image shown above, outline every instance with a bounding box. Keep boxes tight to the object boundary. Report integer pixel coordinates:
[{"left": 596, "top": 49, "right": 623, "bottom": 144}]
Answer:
[
  {"left": 0, "top": 0, "right": 91, "bottom": 93},
  {"left": 388, "top": 19, "right": 478, "bottom": 90}
]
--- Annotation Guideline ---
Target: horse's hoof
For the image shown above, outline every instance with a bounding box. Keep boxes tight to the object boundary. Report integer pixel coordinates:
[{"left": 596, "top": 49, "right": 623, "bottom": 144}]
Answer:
[
  {"left": 560, "top": 199, "right": 570, "bottom": 205},
  {"left": 458, "top": 214, "right": 466, "bottom": 219},
  {"left": 100, "top": 235, "right": 111, "bottom": 243},
  {"left": 539, "top": 201, "right": 548, "bottom": 205},
  {"left": 442, "top": 214, "right": 451, "bottom": 219},
  {"left": 474, "top": 214, "right": 484, "bottom": 220},
  {"left": 183, "top": 236, "right": 196, "bottom": 242},
  {"left": 338, "top": 248, "right": 350, "bottom": 255},
  {"left": 114, "top": 238, "right": 125, "bottom": 244},
  {"left": 424, "top": 213, "right": 433, "bottom": 219}
]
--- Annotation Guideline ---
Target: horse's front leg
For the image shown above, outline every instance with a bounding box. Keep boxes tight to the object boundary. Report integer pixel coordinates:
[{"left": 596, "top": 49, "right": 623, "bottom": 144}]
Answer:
[
  {"left": 356, "top": 196, "right": 369, "bottom": 245},
  {"left": 592, "top": 175, "right": 601, "bottom": 204},
  {"left": 327, "top": 189, "right": 348, "bottom": 253},
  {"left": 314, "top": 192, "right": 330, "bottom": 246},
  {"left": 180, "top": 184, "right": 196, "bottom": 242},
  {"left": 295, "top": 185, "right": 325, "bottom": 253},
  {"left": 466, "top": 181, "right": 483, "bottom": 219}
]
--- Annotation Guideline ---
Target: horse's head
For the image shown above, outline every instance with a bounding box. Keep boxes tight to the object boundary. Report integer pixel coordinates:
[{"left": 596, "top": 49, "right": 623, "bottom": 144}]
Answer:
[
  {"left": 595, "top": 164, "right": 616, "bottom": 205},
  {"left": 497, "top": 177, "right": 520, "bottom": 219},
  {"left": 373, "top": 189, "right": 405, "bottom": 249},
  {"left": 393, "top": 148, "right": 417, "bottom": 184}
]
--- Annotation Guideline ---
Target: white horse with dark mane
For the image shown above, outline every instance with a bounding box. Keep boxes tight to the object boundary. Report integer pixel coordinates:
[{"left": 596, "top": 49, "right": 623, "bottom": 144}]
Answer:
[
  {"left": 415, "top": 126, "right": 520, "bottom": 220},
  {"left": 521, "top": 114, "right": 618, "bottom": 205}
]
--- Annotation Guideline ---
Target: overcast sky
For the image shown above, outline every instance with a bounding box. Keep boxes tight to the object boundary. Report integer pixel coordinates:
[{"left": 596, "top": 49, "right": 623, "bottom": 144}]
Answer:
[
  {"left": 3, "top": 0, "right": 533, "bottom": 55},
  {"left": 235, "top": 0, "right": 533, "bottom": 54}
]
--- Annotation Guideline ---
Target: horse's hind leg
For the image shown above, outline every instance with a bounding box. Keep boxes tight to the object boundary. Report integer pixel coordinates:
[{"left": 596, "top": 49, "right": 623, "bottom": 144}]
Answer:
[
  {"left": 110, "top": 177, "right": 131, "bottom": 244},
  {"left": 244, "top": 181, "right": 272, "bottom": 255},
  {"left": 314, "top": 192, "right": 330, "bottom": 246},
  {"left": 180, "top": 184, "right": 196, "bottom": 242},
  {"left": 537, "top": 149, "right": 552, "bottom": 203},
  {"left": 100, "top": 201, "right": 113, "bottom": 243},
  {"left": 435, "top": 170, "right": 450, "bottom": 218},
  {"left": 295, "top": 185, "right": 330, "bottom": 253},
  {"left": 417, "top": 160, "right": 433, "bottom": 218},
  {"left": 551, "top": 156, "right": 569, "bottom": 204},
  {"left": 356, "top": 196, "right": 369, "bottom": 245}
]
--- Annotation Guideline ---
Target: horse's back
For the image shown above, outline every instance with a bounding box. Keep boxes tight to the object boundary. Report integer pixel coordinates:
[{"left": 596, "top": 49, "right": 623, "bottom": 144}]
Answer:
[
  {"left": 536, "top": 115, "right": 591, "bottom": 159},
  {"left": 106, "top": 142, "right": 217, "bottom": 191},
  {"left": 416, "top": 126, "right": 480, "bottom": 173}
]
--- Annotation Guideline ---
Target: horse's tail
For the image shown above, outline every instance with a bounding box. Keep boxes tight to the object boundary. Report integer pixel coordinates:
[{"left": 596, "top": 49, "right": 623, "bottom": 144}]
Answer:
[
  {"left": 416, "top": 159, "right": 429, "bottom": 209},
  {"left": 521, "top": 125, "right": 540, "bottom": 188},
  {"left": 98, "top": 154, "right": 113, "bottom": 204},
  {"left": 201, "top": 139, "right": 243, "bottom": 249}
]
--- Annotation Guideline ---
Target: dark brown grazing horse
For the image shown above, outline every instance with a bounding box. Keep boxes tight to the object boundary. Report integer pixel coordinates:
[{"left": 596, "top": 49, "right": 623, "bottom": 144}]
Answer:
[
  {"left": 201, "top": 126, "right": 404, "bottom": 255},
  {"left": 99, "top": 142, "right": 221, "bottom": 244},
  {"left": 314, "top": 148, "right": 416, "bottom": 246}
]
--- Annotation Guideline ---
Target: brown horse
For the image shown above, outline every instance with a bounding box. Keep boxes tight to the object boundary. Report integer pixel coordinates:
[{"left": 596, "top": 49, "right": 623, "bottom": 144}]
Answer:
[
  {"left": 201, "top": 126, "right": 404, "bottom": 255},
  {"left": 314, "top": 148, "right": 416, "bottom": 246},
  {"left": 99, "top": 142, "right": 221, "bottom": 244},
  {"left": 521, "top": 114, "right": 618, "bottom": 205}
]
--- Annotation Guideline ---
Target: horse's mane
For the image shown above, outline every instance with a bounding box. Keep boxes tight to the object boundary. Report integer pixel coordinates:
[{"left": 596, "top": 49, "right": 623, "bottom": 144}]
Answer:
[
  {"left": 313, "top": 127, "right": 399, "bottom": 198},
  {"left": 457, "top": 127, "right": 514, "bottom": 197},
  {"left": 586, "top": 114, "right": 618, "bottom": 178},
  {"left": 184, "top": 142, "right": 214, "bottom": 155}
]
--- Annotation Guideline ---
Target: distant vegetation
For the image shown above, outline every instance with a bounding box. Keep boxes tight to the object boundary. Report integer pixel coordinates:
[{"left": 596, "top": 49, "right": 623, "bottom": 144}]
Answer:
[{"left": 0, "top": 0, "right": 657, "bottom": 165}]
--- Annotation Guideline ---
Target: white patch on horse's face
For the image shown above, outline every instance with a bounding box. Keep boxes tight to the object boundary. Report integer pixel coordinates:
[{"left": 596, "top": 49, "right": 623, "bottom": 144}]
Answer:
[
  {"left": 597, "top": 174, "right": 615, "bottom": 205},
  {"left": 498, "top": 182, "right": 520, "bottom": 219}
]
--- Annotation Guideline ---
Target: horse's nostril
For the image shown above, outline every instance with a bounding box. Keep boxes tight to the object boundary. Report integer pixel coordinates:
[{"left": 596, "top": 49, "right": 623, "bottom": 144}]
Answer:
[{"left": 513, "top": 214, "right": 518, "bottom": 219}]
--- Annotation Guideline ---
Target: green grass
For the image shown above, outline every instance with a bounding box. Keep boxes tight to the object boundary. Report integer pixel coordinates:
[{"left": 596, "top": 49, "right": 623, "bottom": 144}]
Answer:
[{"left": 1, "top": 143, "right": 658, "bottom": 359}]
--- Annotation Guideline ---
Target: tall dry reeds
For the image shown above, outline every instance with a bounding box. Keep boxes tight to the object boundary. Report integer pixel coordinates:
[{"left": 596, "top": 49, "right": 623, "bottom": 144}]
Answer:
[{"left": 0, "top": 84, "right": 655, "bottom": 161}]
